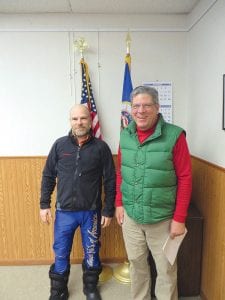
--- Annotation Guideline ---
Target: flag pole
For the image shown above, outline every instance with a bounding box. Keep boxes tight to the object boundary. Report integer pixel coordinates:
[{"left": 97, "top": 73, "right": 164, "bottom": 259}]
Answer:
[
  {"left": 74, "top": 38, "right": 90, "bottom": 112},
  {"left": 73, "top": 37, "right": 112, "bottom": 282},
  {"left": 125, "top": 32, "right": 132, "bottom": 70},
  {"left": 74, "top": 37, "right": 88, "bottom": 60},
  {"left": 74, "top": 37, "right": 102, "bottom": 139},
  {"left": 126, "top": 32, "right": 131, "bottom": 55},
  {"left": 113, "top": 32, "right": 132, "bottom": 284}
]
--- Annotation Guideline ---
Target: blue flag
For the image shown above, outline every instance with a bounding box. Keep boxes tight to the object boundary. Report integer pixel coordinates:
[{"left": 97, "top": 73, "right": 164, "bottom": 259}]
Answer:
[{"left": 121, "top": 54, "right": 133, "bottom": 129}]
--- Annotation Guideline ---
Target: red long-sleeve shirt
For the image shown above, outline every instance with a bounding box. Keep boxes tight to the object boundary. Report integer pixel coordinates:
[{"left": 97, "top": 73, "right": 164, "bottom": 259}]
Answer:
[{"left": 115, "top": 127, "right": 192, "bottom": 223}]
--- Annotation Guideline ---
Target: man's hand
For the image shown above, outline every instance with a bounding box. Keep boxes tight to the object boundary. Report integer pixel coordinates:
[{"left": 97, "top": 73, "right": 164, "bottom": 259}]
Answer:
[
  {"left": 101, "top": 216, "right": 112, "bottom": 228},
  {"left": 170, "top": 219, "right": 186, "bottom": 239},
  {"left": 40, "top": 208, "right": 52, "bottom": 225},
  {"left": 115, "top": 206, "right": 124, "bottom": 226}
]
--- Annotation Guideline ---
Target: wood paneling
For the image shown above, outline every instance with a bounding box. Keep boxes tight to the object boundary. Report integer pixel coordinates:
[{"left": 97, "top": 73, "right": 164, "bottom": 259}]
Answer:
[
  {"left": 191, "top": 156, "right": 225, "bottom": 300},
  {"left": 0, "top": 156, "right": 126, "bottom": 265},
  {"left": 1, "top": 155, "right": 225, "bottom": 299}
]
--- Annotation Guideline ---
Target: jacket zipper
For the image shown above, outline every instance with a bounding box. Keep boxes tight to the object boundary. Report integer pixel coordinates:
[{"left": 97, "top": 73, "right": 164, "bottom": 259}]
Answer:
[{"left": 72, "top": 146, "right": 81, "bottom": 208}]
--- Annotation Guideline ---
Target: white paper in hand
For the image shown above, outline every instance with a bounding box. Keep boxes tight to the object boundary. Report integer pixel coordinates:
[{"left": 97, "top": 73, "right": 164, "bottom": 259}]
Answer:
[{"left": 162, "top": 228, "right": 187, "bottom": 265}]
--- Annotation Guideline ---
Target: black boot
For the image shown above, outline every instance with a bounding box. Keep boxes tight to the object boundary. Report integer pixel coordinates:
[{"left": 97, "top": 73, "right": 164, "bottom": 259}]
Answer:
[
  {"left": 82, "top": 262, "right": 102, "bottom": 300},
  {"left": 49, "top": 264, "right": 70, "bottom": 300}
]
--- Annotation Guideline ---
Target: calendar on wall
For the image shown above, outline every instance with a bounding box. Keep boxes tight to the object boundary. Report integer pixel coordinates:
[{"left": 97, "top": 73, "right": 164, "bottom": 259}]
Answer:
[{"left": 143, "top": 81, "right": 173, "bottom": 123}]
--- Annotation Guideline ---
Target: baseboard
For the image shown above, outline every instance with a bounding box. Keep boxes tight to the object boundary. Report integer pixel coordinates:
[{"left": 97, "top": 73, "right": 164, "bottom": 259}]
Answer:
[{"left": 0, "top": 257, "right": 127, "bottom": 266}]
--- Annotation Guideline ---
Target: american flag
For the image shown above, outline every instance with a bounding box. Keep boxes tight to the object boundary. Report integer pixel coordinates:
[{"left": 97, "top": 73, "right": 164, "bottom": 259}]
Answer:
[{"left": 80, "top": 59, "right": 102, "bottom": 139}]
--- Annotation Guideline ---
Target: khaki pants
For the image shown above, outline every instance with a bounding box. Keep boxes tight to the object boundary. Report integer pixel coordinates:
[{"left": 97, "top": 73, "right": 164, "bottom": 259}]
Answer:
[{"left": 122, "top": 211, "right": 178, "bottom": 300}]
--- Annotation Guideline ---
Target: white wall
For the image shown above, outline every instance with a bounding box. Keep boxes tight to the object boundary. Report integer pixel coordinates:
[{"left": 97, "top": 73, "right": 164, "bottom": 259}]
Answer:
[
  {"left": 0, "top": 16, "right": 187, "bottom": 155},
  {"left": 187, "top": 0, "right": 225, "bottom": 167},
  {"left": 97, "top": 31, "right": 187, "bottom": 153},
  {"left": 0, "top": 31, "right": 74, "bottom": 155}
]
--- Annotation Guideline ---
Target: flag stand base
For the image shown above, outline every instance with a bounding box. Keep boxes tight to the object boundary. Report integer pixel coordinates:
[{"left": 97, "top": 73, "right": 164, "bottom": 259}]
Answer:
[{"left": 113, "top": 260, "right": 131, "bottom": 284}]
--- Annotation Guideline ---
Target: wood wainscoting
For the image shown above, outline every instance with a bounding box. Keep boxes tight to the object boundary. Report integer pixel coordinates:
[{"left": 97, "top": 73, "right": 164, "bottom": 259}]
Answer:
[
  {"left": 1, "top": 155, "right": 225, "bottom": 299},
  {"left": 0, "top": 156, "right": 126, "bottom": 265},
  {"left": 191, "top": 156, "right": 225, "bottom": 300}
]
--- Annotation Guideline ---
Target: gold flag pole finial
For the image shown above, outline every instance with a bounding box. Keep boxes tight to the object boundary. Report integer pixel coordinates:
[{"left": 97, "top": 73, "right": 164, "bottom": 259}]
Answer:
[
  {"left": 74, "top": 37, "right": 89, "bottom": 59},
  {"left": 126, "top": 32, "right": 131, "bottom": 55}
]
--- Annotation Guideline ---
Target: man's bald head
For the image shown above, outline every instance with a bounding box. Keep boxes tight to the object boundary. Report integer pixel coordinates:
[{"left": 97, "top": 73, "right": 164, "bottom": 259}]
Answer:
[
  {"left": 70, "top": 104, "right": 92, "bottom": 138},
  {"left": 69, "top": 104, "right": 91, "bottom": 120}
]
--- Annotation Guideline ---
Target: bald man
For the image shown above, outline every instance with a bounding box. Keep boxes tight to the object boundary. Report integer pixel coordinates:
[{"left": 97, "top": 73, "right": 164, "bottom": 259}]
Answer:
[{"left": 40, "top": 104, "right": 116, "bottom": 300}]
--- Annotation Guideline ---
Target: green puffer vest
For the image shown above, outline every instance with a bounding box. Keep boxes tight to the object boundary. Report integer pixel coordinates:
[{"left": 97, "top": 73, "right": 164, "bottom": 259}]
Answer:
[{"left": 120, "top": 114, "right": 184, "bottom": 224}]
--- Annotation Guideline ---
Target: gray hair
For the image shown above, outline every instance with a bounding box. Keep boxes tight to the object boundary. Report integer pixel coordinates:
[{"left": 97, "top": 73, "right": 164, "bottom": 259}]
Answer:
[{"left": 130, "top": 85, "right": 159, "bottom": 104}]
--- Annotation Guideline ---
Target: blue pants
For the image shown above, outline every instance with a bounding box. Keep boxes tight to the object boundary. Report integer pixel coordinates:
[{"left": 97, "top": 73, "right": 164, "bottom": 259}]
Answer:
[{"left": 53, "top": 210, "right": 101, "bottom": 274}]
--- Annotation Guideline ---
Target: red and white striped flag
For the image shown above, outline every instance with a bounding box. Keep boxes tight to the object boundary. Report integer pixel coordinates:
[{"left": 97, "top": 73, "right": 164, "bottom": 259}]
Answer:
[{"left": 80, "top": 58, "right": 102, "bottom": 139}]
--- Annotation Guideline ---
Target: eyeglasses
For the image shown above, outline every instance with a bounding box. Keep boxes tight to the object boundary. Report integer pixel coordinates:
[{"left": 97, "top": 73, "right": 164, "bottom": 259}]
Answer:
[{"left": 131, "top": 103, "right": 156, "bottom": 111}]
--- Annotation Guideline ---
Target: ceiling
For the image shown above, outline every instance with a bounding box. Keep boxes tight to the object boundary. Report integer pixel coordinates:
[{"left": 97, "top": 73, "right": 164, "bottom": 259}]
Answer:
[{"left": 0, "top": 0, "right": 200, "bottom": 15}]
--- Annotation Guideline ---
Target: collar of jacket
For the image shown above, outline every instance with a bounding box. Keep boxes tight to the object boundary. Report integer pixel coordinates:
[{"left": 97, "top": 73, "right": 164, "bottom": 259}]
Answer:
[
  {"left": 126, "top": 113, "right": 165, "bottom": 143},
  {"left": 68, "top": 130, "right": 93, "bottom": 146}
]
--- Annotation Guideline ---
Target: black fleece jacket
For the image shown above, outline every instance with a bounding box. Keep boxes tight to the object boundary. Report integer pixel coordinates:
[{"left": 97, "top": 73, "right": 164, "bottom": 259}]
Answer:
[{"left": 40, "top": 132, "right": 116, "bottom": 217}]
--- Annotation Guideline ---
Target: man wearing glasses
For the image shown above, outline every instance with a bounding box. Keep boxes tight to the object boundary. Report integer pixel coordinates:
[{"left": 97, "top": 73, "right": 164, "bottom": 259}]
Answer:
[{"left": 115, "top": 85, "right": 192, "bottom": 300}]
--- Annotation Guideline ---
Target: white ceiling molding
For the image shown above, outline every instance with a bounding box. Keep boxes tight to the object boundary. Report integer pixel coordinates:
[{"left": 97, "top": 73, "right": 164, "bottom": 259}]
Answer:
[
  {"left": 0, "top": 0, "right": 199, "bottom": 14},
  {"left": 0, "top": 0, "right": 71, "bottom": 14},
  {"left": 0, "top": 0, "right": 217, "bottom": 32},
  {"left": 0, "top": 13, "right": 188, "bottom": 32},
  {"left": 68, "top": 0, "right": 199, "bottom": 15},
  {"left": 186, "top": 0, "right": 217, "bottom": 31}
]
